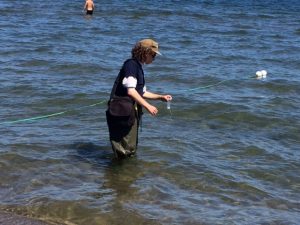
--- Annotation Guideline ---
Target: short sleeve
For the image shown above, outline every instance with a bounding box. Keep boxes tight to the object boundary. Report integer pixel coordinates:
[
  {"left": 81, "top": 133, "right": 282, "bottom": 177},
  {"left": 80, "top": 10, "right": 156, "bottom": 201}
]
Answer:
[{"left": 122, "top": 76, "right": 137, "bottom": 88}]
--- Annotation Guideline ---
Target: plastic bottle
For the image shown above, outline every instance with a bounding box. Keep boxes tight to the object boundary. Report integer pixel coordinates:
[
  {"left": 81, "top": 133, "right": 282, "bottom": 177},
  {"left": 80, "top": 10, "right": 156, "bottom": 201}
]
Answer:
[{"left": 167, "top": 101, "right": 171, "bottom": 110}]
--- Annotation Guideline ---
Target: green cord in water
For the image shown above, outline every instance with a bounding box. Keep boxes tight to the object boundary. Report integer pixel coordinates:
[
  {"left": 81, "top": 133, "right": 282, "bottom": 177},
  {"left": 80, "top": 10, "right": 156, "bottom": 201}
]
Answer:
[
  {"left": 0, "top": 77, "right": 254, "bottom": 125},
  {"left": 180, "top": 80, "right": 228, "bottom": 92},
  {"left": 0, "top": 100, "right": 106, "bottom": 125}
]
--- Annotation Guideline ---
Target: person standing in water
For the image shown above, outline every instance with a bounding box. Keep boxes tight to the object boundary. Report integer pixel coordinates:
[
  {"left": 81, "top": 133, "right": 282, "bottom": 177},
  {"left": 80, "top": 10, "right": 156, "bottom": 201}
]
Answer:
[
  {"left": 84, "top": 0, "right": 95, "bottom": 15},
  {"left": 106, "top": 39, "right": 172, "bottom": 159}
]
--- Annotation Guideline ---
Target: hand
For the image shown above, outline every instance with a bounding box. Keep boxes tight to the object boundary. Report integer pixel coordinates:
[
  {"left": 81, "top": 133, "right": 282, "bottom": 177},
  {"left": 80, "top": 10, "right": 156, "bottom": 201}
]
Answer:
[
  {"left": 161, "top": 95, "right": 172, "bottom": 102},
  {"left": 146, "top": 105, "right": 158, "bottom": 116}
]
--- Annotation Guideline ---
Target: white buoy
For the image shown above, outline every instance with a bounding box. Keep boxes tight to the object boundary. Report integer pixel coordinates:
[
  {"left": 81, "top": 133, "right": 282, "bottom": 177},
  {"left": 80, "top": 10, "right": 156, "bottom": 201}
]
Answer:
[
  {"left": 261, "top": 70, "right": 267, "bottom": 78},
  {"left": 256, "top": 71, "right": 263, "bottom": 77},
  {"left": 256, "top": 70, "right": 267, "bottom": 79}
]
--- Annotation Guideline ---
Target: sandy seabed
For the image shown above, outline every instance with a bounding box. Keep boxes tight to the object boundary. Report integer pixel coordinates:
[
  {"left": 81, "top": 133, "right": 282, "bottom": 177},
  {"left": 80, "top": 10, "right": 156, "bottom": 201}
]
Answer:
[{"left": 0, "top": 211, "right": 54, "bottom": 225}]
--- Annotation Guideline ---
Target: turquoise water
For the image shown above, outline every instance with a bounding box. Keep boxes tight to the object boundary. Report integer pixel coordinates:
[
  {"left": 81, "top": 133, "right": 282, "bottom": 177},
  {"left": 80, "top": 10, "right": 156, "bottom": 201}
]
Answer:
[{"left": 1, "top": 0, "right": 300, "bottom": 224}]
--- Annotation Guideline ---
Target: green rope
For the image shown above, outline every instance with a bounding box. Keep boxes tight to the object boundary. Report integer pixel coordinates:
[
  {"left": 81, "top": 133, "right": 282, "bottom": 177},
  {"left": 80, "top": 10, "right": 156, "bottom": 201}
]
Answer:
[
  {"left": 182, "top": 80, "right": 228, "bottom": 92},
  {"left": 0, "top": 76, "right": 255, "bottom": 126},
  {"left": 178, "top": 75, "right": 256, "bottom": 93},
  {"left": 0, "top": 100, "right": 106, "bottom": 125}
]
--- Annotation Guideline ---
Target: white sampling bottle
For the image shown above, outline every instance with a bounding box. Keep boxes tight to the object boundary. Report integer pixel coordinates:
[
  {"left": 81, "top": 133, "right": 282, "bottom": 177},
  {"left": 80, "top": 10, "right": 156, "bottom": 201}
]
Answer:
[{"left": 167, "top": 101, "right": 171, "bottom": 110}]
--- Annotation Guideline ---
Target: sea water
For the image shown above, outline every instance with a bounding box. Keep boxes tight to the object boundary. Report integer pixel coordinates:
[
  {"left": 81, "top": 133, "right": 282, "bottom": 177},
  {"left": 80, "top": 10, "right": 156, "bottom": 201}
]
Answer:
[{"left": 0, "top": 0, "right": 300, "bottom": 224}]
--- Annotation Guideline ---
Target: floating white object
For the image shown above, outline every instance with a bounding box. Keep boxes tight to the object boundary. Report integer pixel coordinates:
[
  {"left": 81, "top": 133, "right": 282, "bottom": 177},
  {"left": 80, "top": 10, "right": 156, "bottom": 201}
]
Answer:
[
  {"left": 256, "top": 71, "right": 263, "bottom": 77},
  {"left": 261, "top": 70, "right": 267, "bottom": 76},
  {"left": 256, "top": 70, "right": 267, "bottom": 79},
  {"left": 261, "top": 70, "right": 267, "bottom": 78}
]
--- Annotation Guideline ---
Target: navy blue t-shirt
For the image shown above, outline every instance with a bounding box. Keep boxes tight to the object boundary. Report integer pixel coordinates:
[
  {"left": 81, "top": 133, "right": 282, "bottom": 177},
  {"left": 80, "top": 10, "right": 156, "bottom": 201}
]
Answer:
[{"left": 113, "top": 59, "right": 145, "bottom": 97}]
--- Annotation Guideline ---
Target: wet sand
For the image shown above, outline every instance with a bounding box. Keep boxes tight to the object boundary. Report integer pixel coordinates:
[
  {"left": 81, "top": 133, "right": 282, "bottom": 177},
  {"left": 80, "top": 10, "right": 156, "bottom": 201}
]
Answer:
[{"left": 0, "top": 211, "right": 53, "bottom": 225}]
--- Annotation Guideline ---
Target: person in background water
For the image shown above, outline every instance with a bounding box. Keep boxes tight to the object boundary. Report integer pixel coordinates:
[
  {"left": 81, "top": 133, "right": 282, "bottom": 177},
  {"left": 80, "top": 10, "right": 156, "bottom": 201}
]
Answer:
[
  {"left": 106, "top": 39, "right": 172, "bottom": 159},
  {"left": 84, "top": 0, "right": 95, "bottom": 15}
]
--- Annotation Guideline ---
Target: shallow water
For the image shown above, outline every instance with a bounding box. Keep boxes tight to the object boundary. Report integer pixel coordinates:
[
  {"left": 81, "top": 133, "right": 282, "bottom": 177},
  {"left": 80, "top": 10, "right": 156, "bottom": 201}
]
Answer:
[{"left": 1, "top": 0, "right": 300, "bottom": 224}]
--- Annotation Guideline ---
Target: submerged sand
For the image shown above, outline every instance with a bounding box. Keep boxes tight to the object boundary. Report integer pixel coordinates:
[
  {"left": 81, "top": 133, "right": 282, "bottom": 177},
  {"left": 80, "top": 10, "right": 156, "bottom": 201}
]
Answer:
[{"left": 0, "top": 211, "right": 53, "bottom": 225}]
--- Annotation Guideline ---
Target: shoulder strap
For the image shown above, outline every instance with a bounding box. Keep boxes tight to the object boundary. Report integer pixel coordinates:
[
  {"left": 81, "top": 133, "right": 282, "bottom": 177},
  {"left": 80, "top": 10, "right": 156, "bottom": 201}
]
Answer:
[{"left": 110, "top": 71, "right": 122, "bottom": 100}]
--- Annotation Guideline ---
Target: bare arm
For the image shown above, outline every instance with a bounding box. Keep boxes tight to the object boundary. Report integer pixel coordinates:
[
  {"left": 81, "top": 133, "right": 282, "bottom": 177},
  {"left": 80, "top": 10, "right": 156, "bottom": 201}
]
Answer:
[
  {"left": 143, "top": 91, "right": 172, "bottom": 102},
  {"left": 127, "top": 88, "right": 158, "bottom": 116}
]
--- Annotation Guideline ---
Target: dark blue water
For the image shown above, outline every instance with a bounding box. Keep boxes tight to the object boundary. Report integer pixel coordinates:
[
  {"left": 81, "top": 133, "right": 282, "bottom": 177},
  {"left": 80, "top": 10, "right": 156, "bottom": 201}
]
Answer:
[{"left": 1, "top": 1, "right": 300, "bottom": 224}]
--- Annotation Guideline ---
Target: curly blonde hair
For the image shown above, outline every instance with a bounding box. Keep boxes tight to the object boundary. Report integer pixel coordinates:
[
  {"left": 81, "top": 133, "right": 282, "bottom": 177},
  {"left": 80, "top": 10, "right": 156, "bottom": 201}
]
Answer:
[{"left": 131, "top": 43, "right": 153, "bottom": 63}]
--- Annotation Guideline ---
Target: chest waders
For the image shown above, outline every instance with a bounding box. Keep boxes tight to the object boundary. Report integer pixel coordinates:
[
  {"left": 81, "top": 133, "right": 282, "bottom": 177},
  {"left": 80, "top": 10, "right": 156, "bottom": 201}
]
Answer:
[{"left": 106, "top": 66, "right": 143, "bottom": 159}]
